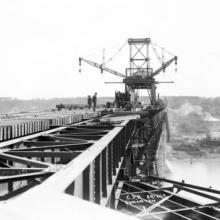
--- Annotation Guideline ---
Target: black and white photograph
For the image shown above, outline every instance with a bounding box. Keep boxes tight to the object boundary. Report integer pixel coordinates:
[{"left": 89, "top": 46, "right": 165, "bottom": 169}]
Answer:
[{"left": 0, "top": 0, "right": 220, "bottom": 219}]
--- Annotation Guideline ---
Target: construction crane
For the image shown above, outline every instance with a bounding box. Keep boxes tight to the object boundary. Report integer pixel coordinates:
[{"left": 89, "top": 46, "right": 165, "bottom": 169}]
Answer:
[
  {"left": 79, "top": 38, "right": 177, "bottom": 109},
  {"left": 79, "top": 57, "right": 125, "bottom": 78}
]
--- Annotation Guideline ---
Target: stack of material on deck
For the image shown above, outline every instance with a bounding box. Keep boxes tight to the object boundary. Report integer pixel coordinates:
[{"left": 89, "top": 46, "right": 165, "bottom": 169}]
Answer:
[
  {"left": 0, "top": 110, "right": 101, "bottom": 142},
  {"left": 0, "top": 119, "right": 50, "bottom": 141}
]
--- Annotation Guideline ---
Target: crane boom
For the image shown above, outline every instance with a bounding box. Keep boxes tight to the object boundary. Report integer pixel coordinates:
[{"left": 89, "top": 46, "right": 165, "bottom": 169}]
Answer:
[
  {"left": 152, "top": 56, "right": 177, "bottom": 77},
  {"left": 79, "top": 57, "right": 125, "bottom": 78}
]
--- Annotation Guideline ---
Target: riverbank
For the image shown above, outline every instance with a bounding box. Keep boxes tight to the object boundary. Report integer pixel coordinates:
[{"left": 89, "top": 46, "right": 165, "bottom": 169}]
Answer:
[{"left": 167, "top": 137, "right": 220, "bottom": 160}]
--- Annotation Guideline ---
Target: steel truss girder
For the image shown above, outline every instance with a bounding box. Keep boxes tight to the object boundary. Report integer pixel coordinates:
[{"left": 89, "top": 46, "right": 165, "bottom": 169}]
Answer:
[
  {"left": 30, "top": 120, "right": 134, "bottom": 207},
  {"left": 0, "top": 115, "right": 109, "bottom": 203},
  {"left": 4, "top": 151, "right": 82, "bottom": 159}
]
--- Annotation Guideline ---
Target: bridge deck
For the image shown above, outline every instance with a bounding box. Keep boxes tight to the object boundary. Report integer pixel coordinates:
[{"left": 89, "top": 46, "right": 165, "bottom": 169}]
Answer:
[{"left": 0, "top": 109, "right": 219, "bottom": 220}]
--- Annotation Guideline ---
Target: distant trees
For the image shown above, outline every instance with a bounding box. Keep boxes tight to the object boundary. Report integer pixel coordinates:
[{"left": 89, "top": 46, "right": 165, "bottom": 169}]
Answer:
[
  {"left": 176, "top": 113, "right": 208, "bottom": 134},
  {"left": 0, "top": 97, "right": 114, "bottom": 114}
]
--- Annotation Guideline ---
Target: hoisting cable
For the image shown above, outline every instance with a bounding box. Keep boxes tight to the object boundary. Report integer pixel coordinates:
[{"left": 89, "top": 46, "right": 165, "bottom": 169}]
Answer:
[
  {"left": 79, "top": 40, "right": 127, "bottom": 74},
  {"left": 151, "top": 41, "right": 178, "bottom": 74},
  {"left": 151, "top": 41, "right": 175, "bottom": 57},
  {"left": 150, "top": 43, "right": 163, "bottom": 65},
  {"left": 80, "top": 40, "right": 127, "bottom": 63},
  {"left": 104, "top": 40, "right": 127, "bottom": 65}
]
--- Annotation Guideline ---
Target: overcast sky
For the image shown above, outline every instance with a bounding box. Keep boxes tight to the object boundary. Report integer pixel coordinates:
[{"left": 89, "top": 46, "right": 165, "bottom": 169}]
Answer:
[{"left": 1, "top": 0, "right": 220, "bottom": 99}]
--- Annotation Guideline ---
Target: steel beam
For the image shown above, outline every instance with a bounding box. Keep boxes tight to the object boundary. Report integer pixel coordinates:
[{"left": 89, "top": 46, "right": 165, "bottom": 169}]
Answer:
[
  {"left": 0, "top": 168, "right": 44, "bottom": 175},
  {"left": 94, "top": 155, "right": 101, "bottom": 204},
  {"left": 0, "top": 153, "right": 51, "bottom": 168},
  {"left": 67, "top": 127, "right": 109, "bottom": 133},
  {"left": 83, "top": 165, "right": 90, "bottom": 201},
  {"left": 102, "top": 148, "right": 107, "bottom": 197},
  {"left": 24, "top": 141, "right": 91, "bottom": 146},
  {"left": 0, "top": 172, "right": 53, "bottom": 183},
  {"left": 148, "top": 176, "right": 220, "bottom": 195},
  {"left": 56, "top": 134, "right": 103, "bottom": 140},
  {"left": 60, "top": 130, "right": 108, "bottom": 135},
  {"left": 149, "top": 205, "right": 215, "bottom": 216},
  {"left": 5, "top": 151, "right": 82, "bottom": 159},
  {"left": 14, "top": 143, "right": 91, "bottom": 151},
  {"left": 40, "top": 135, "right": 90, "bottom": 143},
  {"left": 108, "top": 144, "right": 112, "bottom": 185},
  {"left": 174, "top": 184, "right": 220, "bottom": 202},
  {"left": 74, "top": 125, "right": 113, "bottom": 130}
]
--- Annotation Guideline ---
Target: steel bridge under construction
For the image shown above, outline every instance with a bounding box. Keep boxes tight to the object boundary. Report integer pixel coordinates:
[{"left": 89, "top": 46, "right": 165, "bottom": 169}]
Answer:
[{"left": 0, "top": 109, "right": 219, "bottom": 220}]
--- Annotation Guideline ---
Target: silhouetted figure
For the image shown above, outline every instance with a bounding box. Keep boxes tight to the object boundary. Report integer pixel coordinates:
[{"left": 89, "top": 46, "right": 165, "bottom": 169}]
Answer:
[
  {"left": 92, "top": 92, "right": 97, "bottom": 111},
  {"left": 87, "top": 95, "right": 92, "bottom": 109}
]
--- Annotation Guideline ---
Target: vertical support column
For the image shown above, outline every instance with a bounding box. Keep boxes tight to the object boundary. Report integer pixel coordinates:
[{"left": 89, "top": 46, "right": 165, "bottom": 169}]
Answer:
[
  {"left": 26, "top": 156, "right": 32, "bottom": 184},
  {"left": 8, "top": 160, "right": 13, "bottom": 193},
  {"left": 114, "top": 138, "right": 118, "bottom": 168},
  {"left": 102, "top": 149, "right": 107, "bottom": 197},
  {"left": 112, "top": 141, "right": 116, "bottom": 175},
  {"left": 121, "top": 128, "right": 126, "bottom": 157},
  {"left": 83, "top": 165, "right": 90, "bottom": 201},
  {"left": 40, "top": 150, "right": 44, "bottom": 162},
  {"left": 108, "top": 143, "right": 112, "bottom": 185},
  {"left": 119, "top": 133, "right": 122, "bottom": 159},
  {"left": 27, "top": 157, "right": 31, "bottom": 168},
  {"left": 51, "top": 149, "right": 55, "bottom": 164},
  {"left": 116, "top": 135, "right": 120, "bottom": 163},
  {"left": 125, "top": 124, "right": 128, "bottom": 146},
  {"left": 110, "top": 185, "right": 115, "bottom": 209},
  {"left": 94, "top": 154, "right": 100, "bottom": 204},
  {"left": 116, "top": 137, "right": 120, "bottom": 168}
]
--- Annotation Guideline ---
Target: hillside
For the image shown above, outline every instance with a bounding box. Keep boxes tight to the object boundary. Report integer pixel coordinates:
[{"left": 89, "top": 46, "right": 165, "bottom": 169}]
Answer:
[
  {"left": 1, "top": 96, "right": 220, "bottom": 115},
  {"left": 0, "top": 97, "right": 114, "bottom": 114},
  {"left": 165, "top": 97, "right": 220, "bottom": 159}
]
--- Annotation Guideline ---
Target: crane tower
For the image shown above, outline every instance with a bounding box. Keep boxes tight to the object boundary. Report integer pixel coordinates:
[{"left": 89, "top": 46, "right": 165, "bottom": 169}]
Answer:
[{"left": 79, "top": 37, "right": 177, "bottom": 109}]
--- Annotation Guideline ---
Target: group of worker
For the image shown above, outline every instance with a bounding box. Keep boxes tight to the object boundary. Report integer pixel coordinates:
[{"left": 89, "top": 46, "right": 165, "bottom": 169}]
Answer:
[{"left": 87, "top": 92, "right": 97, "bottom": 111}]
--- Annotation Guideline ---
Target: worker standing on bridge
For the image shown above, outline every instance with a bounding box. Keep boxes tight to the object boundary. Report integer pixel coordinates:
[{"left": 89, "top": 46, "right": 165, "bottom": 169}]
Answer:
[
  {"left": 92, "top": 92, "right": 97, "bottom": 111},
  {"left": 87, "top": 95, "right": 92, "bottom": 109}
]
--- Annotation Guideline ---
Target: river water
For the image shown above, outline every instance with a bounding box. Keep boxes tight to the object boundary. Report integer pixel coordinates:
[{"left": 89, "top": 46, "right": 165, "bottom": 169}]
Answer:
[{"left": 164, "top": 158, "right": 220, "bottom": 203}]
